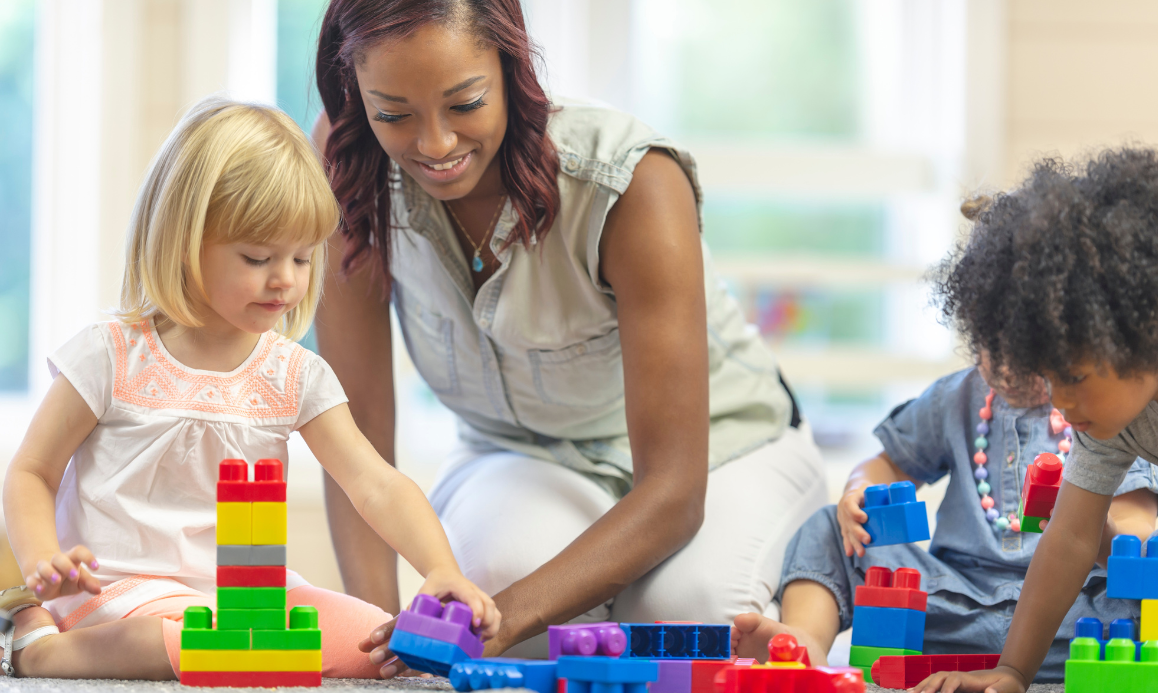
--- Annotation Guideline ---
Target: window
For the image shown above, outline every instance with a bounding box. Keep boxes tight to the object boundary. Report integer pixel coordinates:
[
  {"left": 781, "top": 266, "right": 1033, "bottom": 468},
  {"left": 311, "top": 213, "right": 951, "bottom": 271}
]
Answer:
[{"left": 0, "top": 1, "right": 34, "bottom": 392}]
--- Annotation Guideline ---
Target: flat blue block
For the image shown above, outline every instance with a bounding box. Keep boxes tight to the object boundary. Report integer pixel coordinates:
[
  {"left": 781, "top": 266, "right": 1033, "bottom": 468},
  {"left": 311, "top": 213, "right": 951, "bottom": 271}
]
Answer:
[
  {"left": 389, "top": 630, "right": 474, "bottom": 677},
  {"left": 1107, "top": 535, "right": 1158, "bottom": 600},
  {"left": 861, "top": 481, "right": 930, "bottom": 547},
  {"left": 558, "top": 656, "right": 657, "bottom": 693},
  {"left": 618, "top": 624, "right": 730, "bottom": 659},
  {"left": 851, "top": 606, "right": 925, "bottom": 651},
  {"left": 450, "top": 658, "right": 558, "bottom": 693}
]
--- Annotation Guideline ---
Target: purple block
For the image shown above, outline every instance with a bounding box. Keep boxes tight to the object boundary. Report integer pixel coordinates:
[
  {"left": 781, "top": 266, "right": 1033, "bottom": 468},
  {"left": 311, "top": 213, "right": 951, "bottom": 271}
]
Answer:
[
  {"left": 395, "top": 594, "right": 484, "bottom": 659},
  {"left": 651, "top": 660, "right": 692, "bottom": 693},
  {"left": 547, "top": 622, "right": 627, "bottom": 660}
]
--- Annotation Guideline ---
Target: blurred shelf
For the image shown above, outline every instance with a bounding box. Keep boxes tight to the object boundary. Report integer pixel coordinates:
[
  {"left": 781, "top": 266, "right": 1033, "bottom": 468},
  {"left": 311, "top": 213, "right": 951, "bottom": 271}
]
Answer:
[
  {"left": 714, "top": 256, "right": 927, "bottom": 287},
  {"left": 775, "top": 346, "right": 970, "bottom": 387}
]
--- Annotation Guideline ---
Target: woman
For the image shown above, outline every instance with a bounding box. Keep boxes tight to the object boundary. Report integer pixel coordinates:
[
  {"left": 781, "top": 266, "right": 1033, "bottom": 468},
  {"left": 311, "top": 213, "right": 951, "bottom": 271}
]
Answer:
[{"left": 311, "top": 0, "right": 827, "bottom": 672}]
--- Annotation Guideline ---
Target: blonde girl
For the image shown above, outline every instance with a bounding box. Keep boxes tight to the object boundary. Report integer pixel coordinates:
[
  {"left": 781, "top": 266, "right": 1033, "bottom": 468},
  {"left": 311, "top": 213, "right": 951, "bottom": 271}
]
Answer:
[{"left": 1, "top": 96, "right": 498, "bottom": 680}]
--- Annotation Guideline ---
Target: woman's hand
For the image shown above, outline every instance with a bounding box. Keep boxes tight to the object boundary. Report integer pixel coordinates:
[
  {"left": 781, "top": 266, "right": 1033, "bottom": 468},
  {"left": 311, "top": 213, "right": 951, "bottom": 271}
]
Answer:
[
  {"left": 25, "top": 545, "right": 101, "bottom": 601},
  {"left": 835, "top": 484, "right": 873, "bottom": 557},
  {"left": 358, "top": 617, "right": 431, "bottom": 680},
  {"left": 418, "top": 567, "right": 501, "bottom": 639},
  {"left": 911, "top": 665, "right": 1029, "bottom": 693}
]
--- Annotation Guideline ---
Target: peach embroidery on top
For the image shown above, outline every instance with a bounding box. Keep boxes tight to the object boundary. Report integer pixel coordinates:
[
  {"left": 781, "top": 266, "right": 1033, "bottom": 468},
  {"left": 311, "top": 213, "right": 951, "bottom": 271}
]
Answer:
[{"left": 108, "top": 321, "right": 304, "bottom": 418}]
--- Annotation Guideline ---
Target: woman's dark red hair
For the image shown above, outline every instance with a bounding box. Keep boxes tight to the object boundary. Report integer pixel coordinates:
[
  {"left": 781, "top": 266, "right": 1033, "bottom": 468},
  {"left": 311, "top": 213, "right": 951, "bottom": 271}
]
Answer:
[{"left": 317, "top": 0, "right": 559, "bottom": 276}]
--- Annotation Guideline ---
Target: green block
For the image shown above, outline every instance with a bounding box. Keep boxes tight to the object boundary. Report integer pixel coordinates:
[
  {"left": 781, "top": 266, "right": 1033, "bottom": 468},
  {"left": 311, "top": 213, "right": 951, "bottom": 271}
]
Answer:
[
  {"left": 183, "top": 605, "right": 213, "bottom": 630},
  {"left": 180, "top": 629, "right": 251, "bottom": 650},
  {"left": 852, "top": 665, "right": 872, "bottom": 683},
  {"left": 289, "top": 606, "right": 319, "bottom": 630},
  {"left": 1017, "top": 499, "right": 1047, "bottom": 533},
  {"left": 1107, "top": 638, "right": 1137, "bottom": 662},
  {"left": 252, "top": 628, "right": 322, "bottom": 650},
  {"left": 1065, "top": 660, "right": 1158, "bottom": 693},
  {"left": 216, "top": 609, "right": 285, "bottom": 631},
  {"left": 1143, "top": 641, "right": 1158, "bottom": 662},
  {"left": 848, "top": 644, "right": 921, "bottom": 667},
  {"left": 216, "top": 587, "right": 287, "bottom": 610}
]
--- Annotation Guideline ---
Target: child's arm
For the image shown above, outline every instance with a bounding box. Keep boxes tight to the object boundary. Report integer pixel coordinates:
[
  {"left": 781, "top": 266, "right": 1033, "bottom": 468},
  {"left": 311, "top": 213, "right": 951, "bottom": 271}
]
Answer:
[
  {"left": 3, "top": 375, "right": 103, "bottom": 599},
  {"left": 915, "top": 481, "right": 1111, "bottom": 693},
  {"left": 298, "top": 404, "right": 499, "bottom": 636},
  {"left": 837, "top": 451, "right": 920, "bottom": 557},
  {"left": 1100, "top": 487, "right": 1158, "bottom": 565}
]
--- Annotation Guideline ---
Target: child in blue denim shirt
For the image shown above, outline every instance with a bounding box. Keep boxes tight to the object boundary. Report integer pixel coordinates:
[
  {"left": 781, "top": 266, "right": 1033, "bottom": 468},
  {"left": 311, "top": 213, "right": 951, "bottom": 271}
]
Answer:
[{"left": 731, "top": 355, "right": 1157, "bottom": 682}]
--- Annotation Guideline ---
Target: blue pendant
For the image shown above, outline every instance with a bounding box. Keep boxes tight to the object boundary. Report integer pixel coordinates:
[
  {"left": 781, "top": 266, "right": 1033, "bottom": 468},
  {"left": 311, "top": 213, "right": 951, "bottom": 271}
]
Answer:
[{"left": 472, "top": 255, "right": 484, "bottom": 272}]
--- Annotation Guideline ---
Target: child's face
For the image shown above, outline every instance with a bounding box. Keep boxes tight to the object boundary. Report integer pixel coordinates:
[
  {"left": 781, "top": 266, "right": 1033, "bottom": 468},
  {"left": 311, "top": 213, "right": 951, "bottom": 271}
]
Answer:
[
  {"left": 198, "top": 238, "right": 316, "bottom": 334},
  {"left": 1046, "top": 361, "right": 1158, "bottom": 439},
  {"left": 976, "top": 350, "right": 1051, "bottom": 408}
]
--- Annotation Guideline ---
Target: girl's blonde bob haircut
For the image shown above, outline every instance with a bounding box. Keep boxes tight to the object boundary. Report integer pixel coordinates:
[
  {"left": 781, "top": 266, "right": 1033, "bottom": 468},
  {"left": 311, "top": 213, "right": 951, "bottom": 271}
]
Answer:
[{"left": 118, "top": 96, "right": 340, "bottom": 341}]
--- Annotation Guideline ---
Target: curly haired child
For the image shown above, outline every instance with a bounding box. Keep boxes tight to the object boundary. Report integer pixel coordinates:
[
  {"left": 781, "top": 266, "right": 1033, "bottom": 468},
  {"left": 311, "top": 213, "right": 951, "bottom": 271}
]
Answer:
[
  {"left": 913, "top": 148, "right": 1158, "bottom": 692},
  {"left": 0, "top": 97, "right": 498, "bottom": 680}
]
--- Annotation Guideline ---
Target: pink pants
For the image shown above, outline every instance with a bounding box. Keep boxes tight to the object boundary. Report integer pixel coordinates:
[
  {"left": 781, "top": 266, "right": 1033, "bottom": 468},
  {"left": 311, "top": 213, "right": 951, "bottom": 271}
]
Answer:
[{"left": 124, "top": 585, "right": 391, "bottom": 678}]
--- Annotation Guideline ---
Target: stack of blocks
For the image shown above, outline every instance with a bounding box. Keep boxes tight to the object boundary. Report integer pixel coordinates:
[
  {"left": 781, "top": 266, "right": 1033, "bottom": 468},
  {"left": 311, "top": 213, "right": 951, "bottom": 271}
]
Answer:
[
  {"left": 848, "top": 566, "right": 926, "bottom": 681},
  {"left": 390, "top": 593, "right": 484, "bottom": 677},
  {"left": 1017, "top": 452, "right": 1062, "bottom": 533},
  {"left": 179, "top": 459, "right": 322, "bottom": 687},
  {"left": 1064, "top": 534, "right": 1158, "bottom": 691},
  {"left": 861, "top": 482, "right": 930, "bottom": 547}
]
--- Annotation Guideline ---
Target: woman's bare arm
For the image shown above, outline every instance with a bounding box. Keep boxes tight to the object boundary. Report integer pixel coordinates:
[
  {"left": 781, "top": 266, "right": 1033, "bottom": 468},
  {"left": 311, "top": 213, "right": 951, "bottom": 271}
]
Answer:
[{"left": 312, "top": 113, "right": 401, "bottom": 615}]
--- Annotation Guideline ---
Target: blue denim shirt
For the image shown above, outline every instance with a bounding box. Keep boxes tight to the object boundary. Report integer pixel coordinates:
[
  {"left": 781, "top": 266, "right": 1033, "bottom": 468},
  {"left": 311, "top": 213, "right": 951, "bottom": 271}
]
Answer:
[{"left": 874, "top": 367, "right": 1157, "bottom": 603}]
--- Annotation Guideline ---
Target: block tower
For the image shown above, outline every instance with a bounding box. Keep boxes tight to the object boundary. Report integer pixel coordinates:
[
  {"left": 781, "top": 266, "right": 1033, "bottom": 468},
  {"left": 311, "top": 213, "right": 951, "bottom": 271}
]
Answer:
[
  {"left": 1016, "top": 452, "right": 1062, "bottom": 533},
  {"left": 848, "top": 566, "right": 926, "bottom": 681},
  {"left": 179, "top": 459, "right": 322, "bottom": 687}
]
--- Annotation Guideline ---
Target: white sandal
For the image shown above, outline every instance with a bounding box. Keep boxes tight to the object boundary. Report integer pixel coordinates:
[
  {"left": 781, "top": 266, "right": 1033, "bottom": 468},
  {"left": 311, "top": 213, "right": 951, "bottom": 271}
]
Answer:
[{"left": 0, "top": 586, "right": 58, "bottom": 677}]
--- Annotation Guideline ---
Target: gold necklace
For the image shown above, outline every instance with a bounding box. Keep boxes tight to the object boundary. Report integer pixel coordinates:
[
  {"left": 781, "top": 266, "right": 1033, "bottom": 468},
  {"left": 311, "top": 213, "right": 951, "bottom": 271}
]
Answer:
[{"left": 445, "top": 196, "right": 507, "bottom": 273}]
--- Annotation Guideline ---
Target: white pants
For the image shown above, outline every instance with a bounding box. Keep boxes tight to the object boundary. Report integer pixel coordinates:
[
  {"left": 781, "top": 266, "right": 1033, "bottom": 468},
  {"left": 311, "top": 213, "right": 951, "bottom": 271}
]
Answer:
[{"left": 428, "top": 424, "right": 827, "bottom": 658}]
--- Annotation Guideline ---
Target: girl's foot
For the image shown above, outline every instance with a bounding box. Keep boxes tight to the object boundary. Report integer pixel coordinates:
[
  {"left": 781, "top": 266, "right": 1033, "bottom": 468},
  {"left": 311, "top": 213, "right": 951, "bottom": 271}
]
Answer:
[
  {"left": 0, "top": 605, "right": 58, "bottom": 677},
  {"left": 731, "top": 612, "right": 830, "bottom": 667}
]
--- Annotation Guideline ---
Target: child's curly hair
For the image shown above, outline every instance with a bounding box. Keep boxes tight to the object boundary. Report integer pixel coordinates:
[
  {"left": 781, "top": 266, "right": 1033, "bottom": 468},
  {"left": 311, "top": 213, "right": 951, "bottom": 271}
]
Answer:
[{"left": 935, "top": 148, "right": 1158, "bottom": 383}]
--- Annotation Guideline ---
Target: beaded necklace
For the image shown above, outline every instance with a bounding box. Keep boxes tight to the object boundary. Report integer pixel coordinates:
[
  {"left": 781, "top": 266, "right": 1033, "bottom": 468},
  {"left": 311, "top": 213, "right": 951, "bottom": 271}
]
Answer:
[{"left": 973, "top": 388, "right": 1072, "bottom": 531}]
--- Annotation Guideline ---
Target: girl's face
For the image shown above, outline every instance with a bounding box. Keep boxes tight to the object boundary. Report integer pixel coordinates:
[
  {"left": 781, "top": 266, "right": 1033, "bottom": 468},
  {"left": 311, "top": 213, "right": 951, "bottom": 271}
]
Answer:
[
  {"left": 198, "top": 238, "right": 317, "bottom": 334},
  {"left": 354, "top": 23, "right": 508, "bottom": 200},
  {"left": 1046, "top": 361, "right": 1158, "bottom": 439}
]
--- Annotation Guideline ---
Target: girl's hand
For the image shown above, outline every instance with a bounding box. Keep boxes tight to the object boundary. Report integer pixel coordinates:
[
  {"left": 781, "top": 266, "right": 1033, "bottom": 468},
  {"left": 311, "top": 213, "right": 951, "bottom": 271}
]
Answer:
[
  {"left": 418, "top": 567, "right": 501, "bottom": 640},
  {"left": 836, "top": 484, "right": 873, "bottom": 557},
  {"left": 911, "top": 666, "right": 1029, "bottom": 693},
  {"left": 26, "top": 545, "right": 100, "bottom": 601}
]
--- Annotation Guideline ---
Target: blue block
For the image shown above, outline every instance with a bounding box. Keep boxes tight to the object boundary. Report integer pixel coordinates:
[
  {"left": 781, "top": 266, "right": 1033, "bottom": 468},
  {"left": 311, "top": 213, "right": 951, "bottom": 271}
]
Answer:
[
  {"left": 1073, "top": 617, "right": 1143, "bottom": 660},
  {"left": 851, "top": 606, "right": 925, "bottom": 651},
  {"left": 450, "top": 658, "right": 558, "bottom": 693},
  {"left": 557, "top": 656, "right": 657, "bottom": 693},
  {"left": 861, "top": 481, "right": 930, "bottom": 547},
  {"left": 1108, "top": 535, "right": 1158, "bottom": 600},
  {"left": 618, "top": 624, "right": 730, "bottom": 659},
  {"left": 389, "top": 629, "right": 474, "bottom": 677}
]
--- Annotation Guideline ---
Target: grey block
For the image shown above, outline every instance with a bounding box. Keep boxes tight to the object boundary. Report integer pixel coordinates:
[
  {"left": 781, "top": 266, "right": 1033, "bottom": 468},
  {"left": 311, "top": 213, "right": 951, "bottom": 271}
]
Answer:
[{"left": 216, "top": 544, "right": 286, "bottom": 566}]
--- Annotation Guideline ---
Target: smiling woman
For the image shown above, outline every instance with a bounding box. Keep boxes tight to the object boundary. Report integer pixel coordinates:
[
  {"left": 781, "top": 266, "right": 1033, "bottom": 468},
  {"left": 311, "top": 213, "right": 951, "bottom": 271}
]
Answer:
[{"left": 311, "top": 0, "right": 827, "bottom": 672}]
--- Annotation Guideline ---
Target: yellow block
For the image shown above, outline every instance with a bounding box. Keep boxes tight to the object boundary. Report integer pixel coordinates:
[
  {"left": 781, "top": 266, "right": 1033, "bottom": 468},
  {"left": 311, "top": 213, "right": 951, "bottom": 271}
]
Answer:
[
  {"left": 216, "top": 503, "right": 251, "bottom": 545},
  {"left": 252, "top": 502, "right": 287, "bottom": 545},
  {"left": 180, "top": 649, "right": 322, "bottom": 672},
  {"left": 1143, "top": 600, "right": 1158, "bottom": 641},
  {"left": 752, "top": 662, "right": 807, "bottom": 669}
]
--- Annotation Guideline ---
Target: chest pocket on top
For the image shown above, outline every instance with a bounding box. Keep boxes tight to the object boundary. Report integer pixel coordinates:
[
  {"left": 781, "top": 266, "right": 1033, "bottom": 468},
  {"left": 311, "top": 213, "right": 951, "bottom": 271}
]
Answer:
[
  {"left": 527, "top": 329, "right": 625, "bottom": 409},
  {"left": 396, "top": 297, "right": 459, "bottom": 396}
]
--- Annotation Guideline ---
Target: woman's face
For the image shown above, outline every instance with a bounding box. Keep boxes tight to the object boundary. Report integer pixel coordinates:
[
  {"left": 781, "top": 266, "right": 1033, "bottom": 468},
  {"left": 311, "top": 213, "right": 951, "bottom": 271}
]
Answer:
[{"left": 354, "top": 23, "right": 508, "bottom": 201}]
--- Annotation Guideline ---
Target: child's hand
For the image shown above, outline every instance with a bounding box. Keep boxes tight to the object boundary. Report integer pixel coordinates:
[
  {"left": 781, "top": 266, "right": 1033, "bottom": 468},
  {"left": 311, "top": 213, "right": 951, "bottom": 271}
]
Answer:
[
  {"left": 835, "top": 484, "right": 873, "bottom": 557},
  {"left": 418, "top": 567, "right": 501, "bottom": 640},
  {"left": 911, "top": 666, "right": 1028, "bottom": 693},
  {"left": 26, "top": 545, "right": 101, "bottom": 601}
]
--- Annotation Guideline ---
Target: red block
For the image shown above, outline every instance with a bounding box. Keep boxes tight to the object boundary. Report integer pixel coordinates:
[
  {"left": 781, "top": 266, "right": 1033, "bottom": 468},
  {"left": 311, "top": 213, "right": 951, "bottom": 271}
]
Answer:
[
  {"left": 217, "top": 459, "right": 287, "bottom": 502},
  {"left": 216, "top": 565, "right": 286, "bottom": 587},
  {"left": 1020, "top": 453, "right": 1062, "bottom": 518},
  {"left": 853, "top": 566, "right": 927, "bottom": 612},
  {"left": 769, "top": 633, "right": 811, "bottom": 667},
  {"left": 714, "top": 664, "right": 864, "bottom": 693},
  {"left": 180, "top": 671, "right": 321, "bottom": 687},
  {"left": 871, "top": 653, "right": 999, "bottom": 689},
  {"left": 693, "top": 659, "right": 746, "bottom": 693}
]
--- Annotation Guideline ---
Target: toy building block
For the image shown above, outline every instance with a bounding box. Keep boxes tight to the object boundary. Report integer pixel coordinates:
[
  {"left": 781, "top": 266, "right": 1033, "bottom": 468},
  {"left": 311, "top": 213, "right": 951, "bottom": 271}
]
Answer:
[
  {"left": 861, "top": 482, "right": 930, "bottom": 547},
  {"left": 691, "top": 659, "right": 748, "bottom": 693},
  {"left": 217, "top": 459, "right": 253, "bottom": 502},
  {"left": 217, "top": 565, "right": 286, "bottom": 587},
  {"left": 854, "top": 567, "right": 926, "bottom": 611},
  {"left": 556, "top": 656, "right": 658, "bottom": 693},
  {"left": 1073, "top": 617, "right": 1141, "bottom": 661},
  {"left": 216, "top": 587, "right": 287, "bottom": 610},
  {"left": 1019, "top": 452, "right": 1062, "bottom": 520},
  {"left": 216, "top": 608, "right": 286, "bottom": 631},
  {"left": 450, "top": 658, "right": 559, "bottom": 693},
  {"left": 848, "top": 645, "right": 920, "bottom": 682},
  {"left": 870, "top": 653, "right": 999, "bottom": 689},
  {"left": 548, "top": 622, "right": 627, "bottom": 659},
  {"left": 252, "top": 458, "right": 287, "bottom": 502},
  {"left": 179, "top": 648, "right": 323, "bottom": 672},
  {"left": 389, "top": 594, "right": 484, "bottom": 676},
  {"left": 216, "top": 502, "right": 251, "bottom": 545},
  {"left": 251, "top": 502, "right": 287, "bottom": 545},
  {"left": 767, "top": 633, "right": 811, "bottom": 668},
  {"left": 850, "top": 606, "right": 925, "bottom": 652},
  {"left": 619, "top": 623, "right": 731, "bottom": 659},
  {"left": 181, "top": 671, "right": 322, "bottom": 687},
  {"left": 251, "top": 606, "right": 322, "bottom": 651},
  {"left": 712, "top": 663, "right": 865, "bottom": 693},
  {"left": 651, "top": 659, "right": 693, "bottom": 693},
  {"left": 1144, "top": 601, "right": 1158, "bottom": 642},
  {"left": 1065, "top": 636, "right": 1158, "bottom": 693},
  {"left": 181, "top": 606, "right": 251, "bottom": 650},
  {"left": 216, "top": 544, "right": 287, "bottom": 566},
  {"left": 1108, "top": 534, "right": 1158, "bottom": 599}
]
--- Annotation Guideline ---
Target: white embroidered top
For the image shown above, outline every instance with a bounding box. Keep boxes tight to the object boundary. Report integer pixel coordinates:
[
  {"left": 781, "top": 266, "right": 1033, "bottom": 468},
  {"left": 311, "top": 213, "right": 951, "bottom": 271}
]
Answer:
[{"left": 44, "top": 320, "right": 347, "bottom": 620}]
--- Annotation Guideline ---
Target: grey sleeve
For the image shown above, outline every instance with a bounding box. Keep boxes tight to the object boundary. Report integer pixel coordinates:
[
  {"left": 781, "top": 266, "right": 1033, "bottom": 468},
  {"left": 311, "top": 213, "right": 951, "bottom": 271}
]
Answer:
[{"left": 1064, "top": 431, "right": 1149, "bottom": 496}]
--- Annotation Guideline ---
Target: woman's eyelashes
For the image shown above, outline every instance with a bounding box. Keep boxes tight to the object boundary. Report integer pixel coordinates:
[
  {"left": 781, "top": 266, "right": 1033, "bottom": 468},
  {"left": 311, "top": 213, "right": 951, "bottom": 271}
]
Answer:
[
  {"left": 372, "top": 95, "right": 488, "bottom": 123},
  {"left": 451, "top": 96, "right": 487, "bottom": 113}
]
